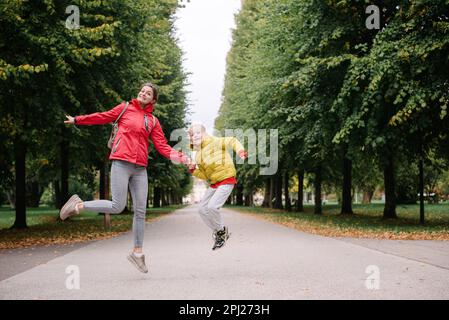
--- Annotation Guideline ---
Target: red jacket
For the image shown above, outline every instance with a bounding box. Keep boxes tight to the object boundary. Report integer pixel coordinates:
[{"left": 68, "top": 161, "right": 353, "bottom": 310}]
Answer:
[{"left": 75, "top": 99, "right": 188, "bottom": 167}]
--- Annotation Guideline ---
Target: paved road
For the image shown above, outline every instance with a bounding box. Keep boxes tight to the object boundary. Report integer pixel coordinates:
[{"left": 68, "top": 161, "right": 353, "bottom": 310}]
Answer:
[
  {"left": 0, "top": 242, "right": 91, "bottom": 282},
  {"left": 1, "top": 205, "right": 448, "bottom": 299}
]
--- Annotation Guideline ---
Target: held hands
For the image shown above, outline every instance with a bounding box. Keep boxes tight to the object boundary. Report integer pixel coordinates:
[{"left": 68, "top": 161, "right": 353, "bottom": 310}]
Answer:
[
  {"left": 184, "top": 157, "right": 197, "bottom": 173},
  {"left": 188, "top": 163, "right": 197, "bottom": 172},
  {"left": 64, "top": 115, "right": 75, "bottom": 124}
]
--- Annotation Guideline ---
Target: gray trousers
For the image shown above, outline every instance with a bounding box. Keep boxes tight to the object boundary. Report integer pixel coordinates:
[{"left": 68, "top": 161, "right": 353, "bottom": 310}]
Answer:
[
  {"left": 83, "top": 160, "right": 148, "bottom": 248},
  {"left": 198, "top": 184, "right": 234, "bottom": 231}
]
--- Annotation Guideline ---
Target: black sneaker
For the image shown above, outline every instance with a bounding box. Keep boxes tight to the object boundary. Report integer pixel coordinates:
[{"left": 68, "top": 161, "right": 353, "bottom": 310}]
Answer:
[{"left": 212, "top": 226, "right": 230, "bottom": 250}]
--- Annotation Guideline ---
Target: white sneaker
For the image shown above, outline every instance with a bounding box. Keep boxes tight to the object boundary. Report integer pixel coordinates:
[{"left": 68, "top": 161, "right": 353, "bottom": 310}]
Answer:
[
  {"left": 127, "top": 253, "right": 149, "bottom": 273},
  {"left": 59, "top": 194, "right": 82, "bottom": 221}
]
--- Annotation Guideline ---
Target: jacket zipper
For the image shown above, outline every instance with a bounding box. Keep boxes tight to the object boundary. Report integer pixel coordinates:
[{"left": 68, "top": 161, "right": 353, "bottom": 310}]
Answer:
[{"left": 144, "top": 114, "right": 149, "bottom": 132}]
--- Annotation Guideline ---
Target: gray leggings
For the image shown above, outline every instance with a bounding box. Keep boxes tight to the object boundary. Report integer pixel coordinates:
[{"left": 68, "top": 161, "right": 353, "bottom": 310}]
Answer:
[{"left": 83, "top": 160, "right": 148, "bottom": 247}]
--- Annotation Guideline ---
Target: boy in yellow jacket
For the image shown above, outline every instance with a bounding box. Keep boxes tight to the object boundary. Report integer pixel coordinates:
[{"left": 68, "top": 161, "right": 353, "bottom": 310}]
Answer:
[{"left": 188, "top": 124, "right": 247, "bottom": 250}]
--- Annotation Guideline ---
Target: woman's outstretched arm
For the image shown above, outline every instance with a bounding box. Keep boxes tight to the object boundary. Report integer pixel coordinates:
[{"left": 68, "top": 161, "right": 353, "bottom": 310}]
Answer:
[
  {"left": 150, "top": 118, "right": 190, "bottom": 165},
  {"left": 64, "top": 103, "right": 126, "bottom": 126}
]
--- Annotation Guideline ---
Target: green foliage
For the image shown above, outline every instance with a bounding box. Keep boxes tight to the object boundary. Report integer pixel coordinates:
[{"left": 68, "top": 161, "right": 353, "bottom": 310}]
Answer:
[
  {"left": 0, "top": 205, "right": 183, "bottom": 249},
  {"left": 0, "top": 1, "right": 191, "bottom": 217},
  {"left": 218, "top": 0, "right": 449, "bottom": 218},
  {"left": 230, "top": 203, "right": 449, "bottom": 239}
]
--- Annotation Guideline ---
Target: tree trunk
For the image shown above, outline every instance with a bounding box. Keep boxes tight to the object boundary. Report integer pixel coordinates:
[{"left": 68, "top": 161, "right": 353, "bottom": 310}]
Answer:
[
  {"left": 99, "top": 160, "right": 111, "bottom": 228},
  {"left": 274, "top": 172, "right": 283, "bottom": 209},
  {"left": 6, "top": 189, "right": 15, "bottom": 209},
  {"left": 383, "top": 154, "right": 397, "bottom": 219},
  {"left": 296, "top": 169, "right": 304, "bottom": 212},
  {"left": 60, "top": 132, "right": 69, "bottom": 209},
  {"left": 244, "top": 191, "right": 253, "bottom": 206},
  {"left": 362, "top": 191, "right": 371, "bottom": 204},
  {"left": 419, "top": 157, "right": 425, "bottom": 225},
  {"left": 12, "top": 139, "right": 27, "bottom": 229},
  {"left": 236, "top": 184, "right": 244, "bottom": 206},
  {"left": 161, "top": 191, "right": 165, "bottom": 206},
  {"left": 153, "top": 186, "right": 161, "bottom": 208},
  {"left": 99, "top": 163, "right": 106, "bottom": 200},
  {"left": 262, "top": 178, "right": 270, "bottom": 207},
  {"left": 314, "top": 165, "right": 322, "bottom": 215},
  {"left": 284, "top": 171, "right": 291, "bottom": 211},
  {"left": 26, "top": 181, "right": 43, "bottom": 207},
  {"left": 147, "top": 186, "right": 153, "bottom": 207},
  {"left": 54, "top": 180, "right": 61, "bottom": 209},
  {"left": 161, "top": 189, "right": 168, "bottom": 206},
  {"left": 269, "top": 176, "right": 275, "bottom": 208},
  {"left": 362, "top": 187, "right": 375, "bottom": 204},
  {"left": 341, "top": 153, "right": 353, "bottom": 214}
]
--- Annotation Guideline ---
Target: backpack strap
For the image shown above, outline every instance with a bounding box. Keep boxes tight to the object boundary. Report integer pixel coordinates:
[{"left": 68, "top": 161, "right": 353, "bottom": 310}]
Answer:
[
  {"left": 114, "top": 102, "right": 128, "bottom": 125},
  {"left": 151, "top": 114, "right": 157, "bottom": 128},
  {"left": 144, "top": 113, "right": 157, "bottom": 133}
]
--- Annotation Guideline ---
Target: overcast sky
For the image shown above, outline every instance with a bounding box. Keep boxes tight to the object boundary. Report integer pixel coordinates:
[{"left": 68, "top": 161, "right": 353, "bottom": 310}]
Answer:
[{"left": 174, "top": 0, "right": 241, "bottom": 134}]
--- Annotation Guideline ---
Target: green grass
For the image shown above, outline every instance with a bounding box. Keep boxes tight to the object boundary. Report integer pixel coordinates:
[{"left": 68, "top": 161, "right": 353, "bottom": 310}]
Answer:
[
  {"left": 228, "top": 203, "right": 449, "bottom": 240},
  {"left": 0, "top": 205, "right": 185, "bottom": 249}
]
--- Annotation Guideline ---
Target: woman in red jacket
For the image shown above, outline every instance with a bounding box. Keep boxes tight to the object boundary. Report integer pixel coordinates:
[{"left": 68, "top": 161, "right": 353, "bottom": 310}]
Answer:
[{"left": 61, "top": 83, "right": 192, "bottom": 273}]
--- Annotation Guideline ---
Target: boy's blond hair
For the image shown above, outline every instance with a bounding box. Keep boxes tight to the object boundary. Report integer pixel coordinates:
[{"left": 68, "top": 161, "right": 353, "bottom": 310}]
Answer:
[{"left": 188, "top": 123, "right": 206, "bottom": 135}]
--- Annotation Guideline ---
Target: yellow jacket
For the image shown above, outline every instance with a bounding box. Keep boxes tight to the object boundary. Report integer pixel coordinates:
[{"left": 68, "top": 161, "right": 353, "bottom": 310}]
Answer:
[{"left": 192, "top": 136, "right": 245, "bottom": 185}]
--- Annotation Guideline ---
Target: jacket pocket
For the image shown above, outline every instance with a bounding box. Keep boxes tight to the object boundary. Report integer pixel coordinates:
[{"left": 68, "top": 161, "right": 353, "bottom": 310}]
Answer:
[{"left": 112, "top": 136, "right": 122, "bottom": 154}]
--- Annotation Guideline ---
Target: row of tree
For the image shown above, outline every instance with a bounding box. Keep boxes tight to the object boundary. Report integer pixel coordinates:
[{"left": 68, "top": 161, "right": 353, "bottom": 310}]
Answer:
[
  {"left": 217, "top": 0, "right": 449, "bottom": 220},
  {"left": 0, "top": 0, "right": 192, "bottom": 228}
]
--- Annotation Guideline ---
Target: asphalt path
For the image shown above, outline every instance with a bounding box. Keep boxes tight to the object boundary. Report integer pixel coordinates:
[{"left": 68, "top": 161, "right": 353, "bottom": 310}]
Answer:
[{"left": 1, "top": 205, "right": 448, "bottom": 299}]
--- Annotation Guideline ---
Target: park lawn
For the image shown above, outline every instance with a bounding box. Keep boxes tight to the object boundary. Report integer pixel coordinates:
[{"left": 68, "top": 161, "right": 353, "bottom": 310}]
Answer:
[
  {"left": 0, "top": 205, "right": 184, "bottom": 249},
  {"left": 229, "top": 203, "right": 449, "bottom": 240}
]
